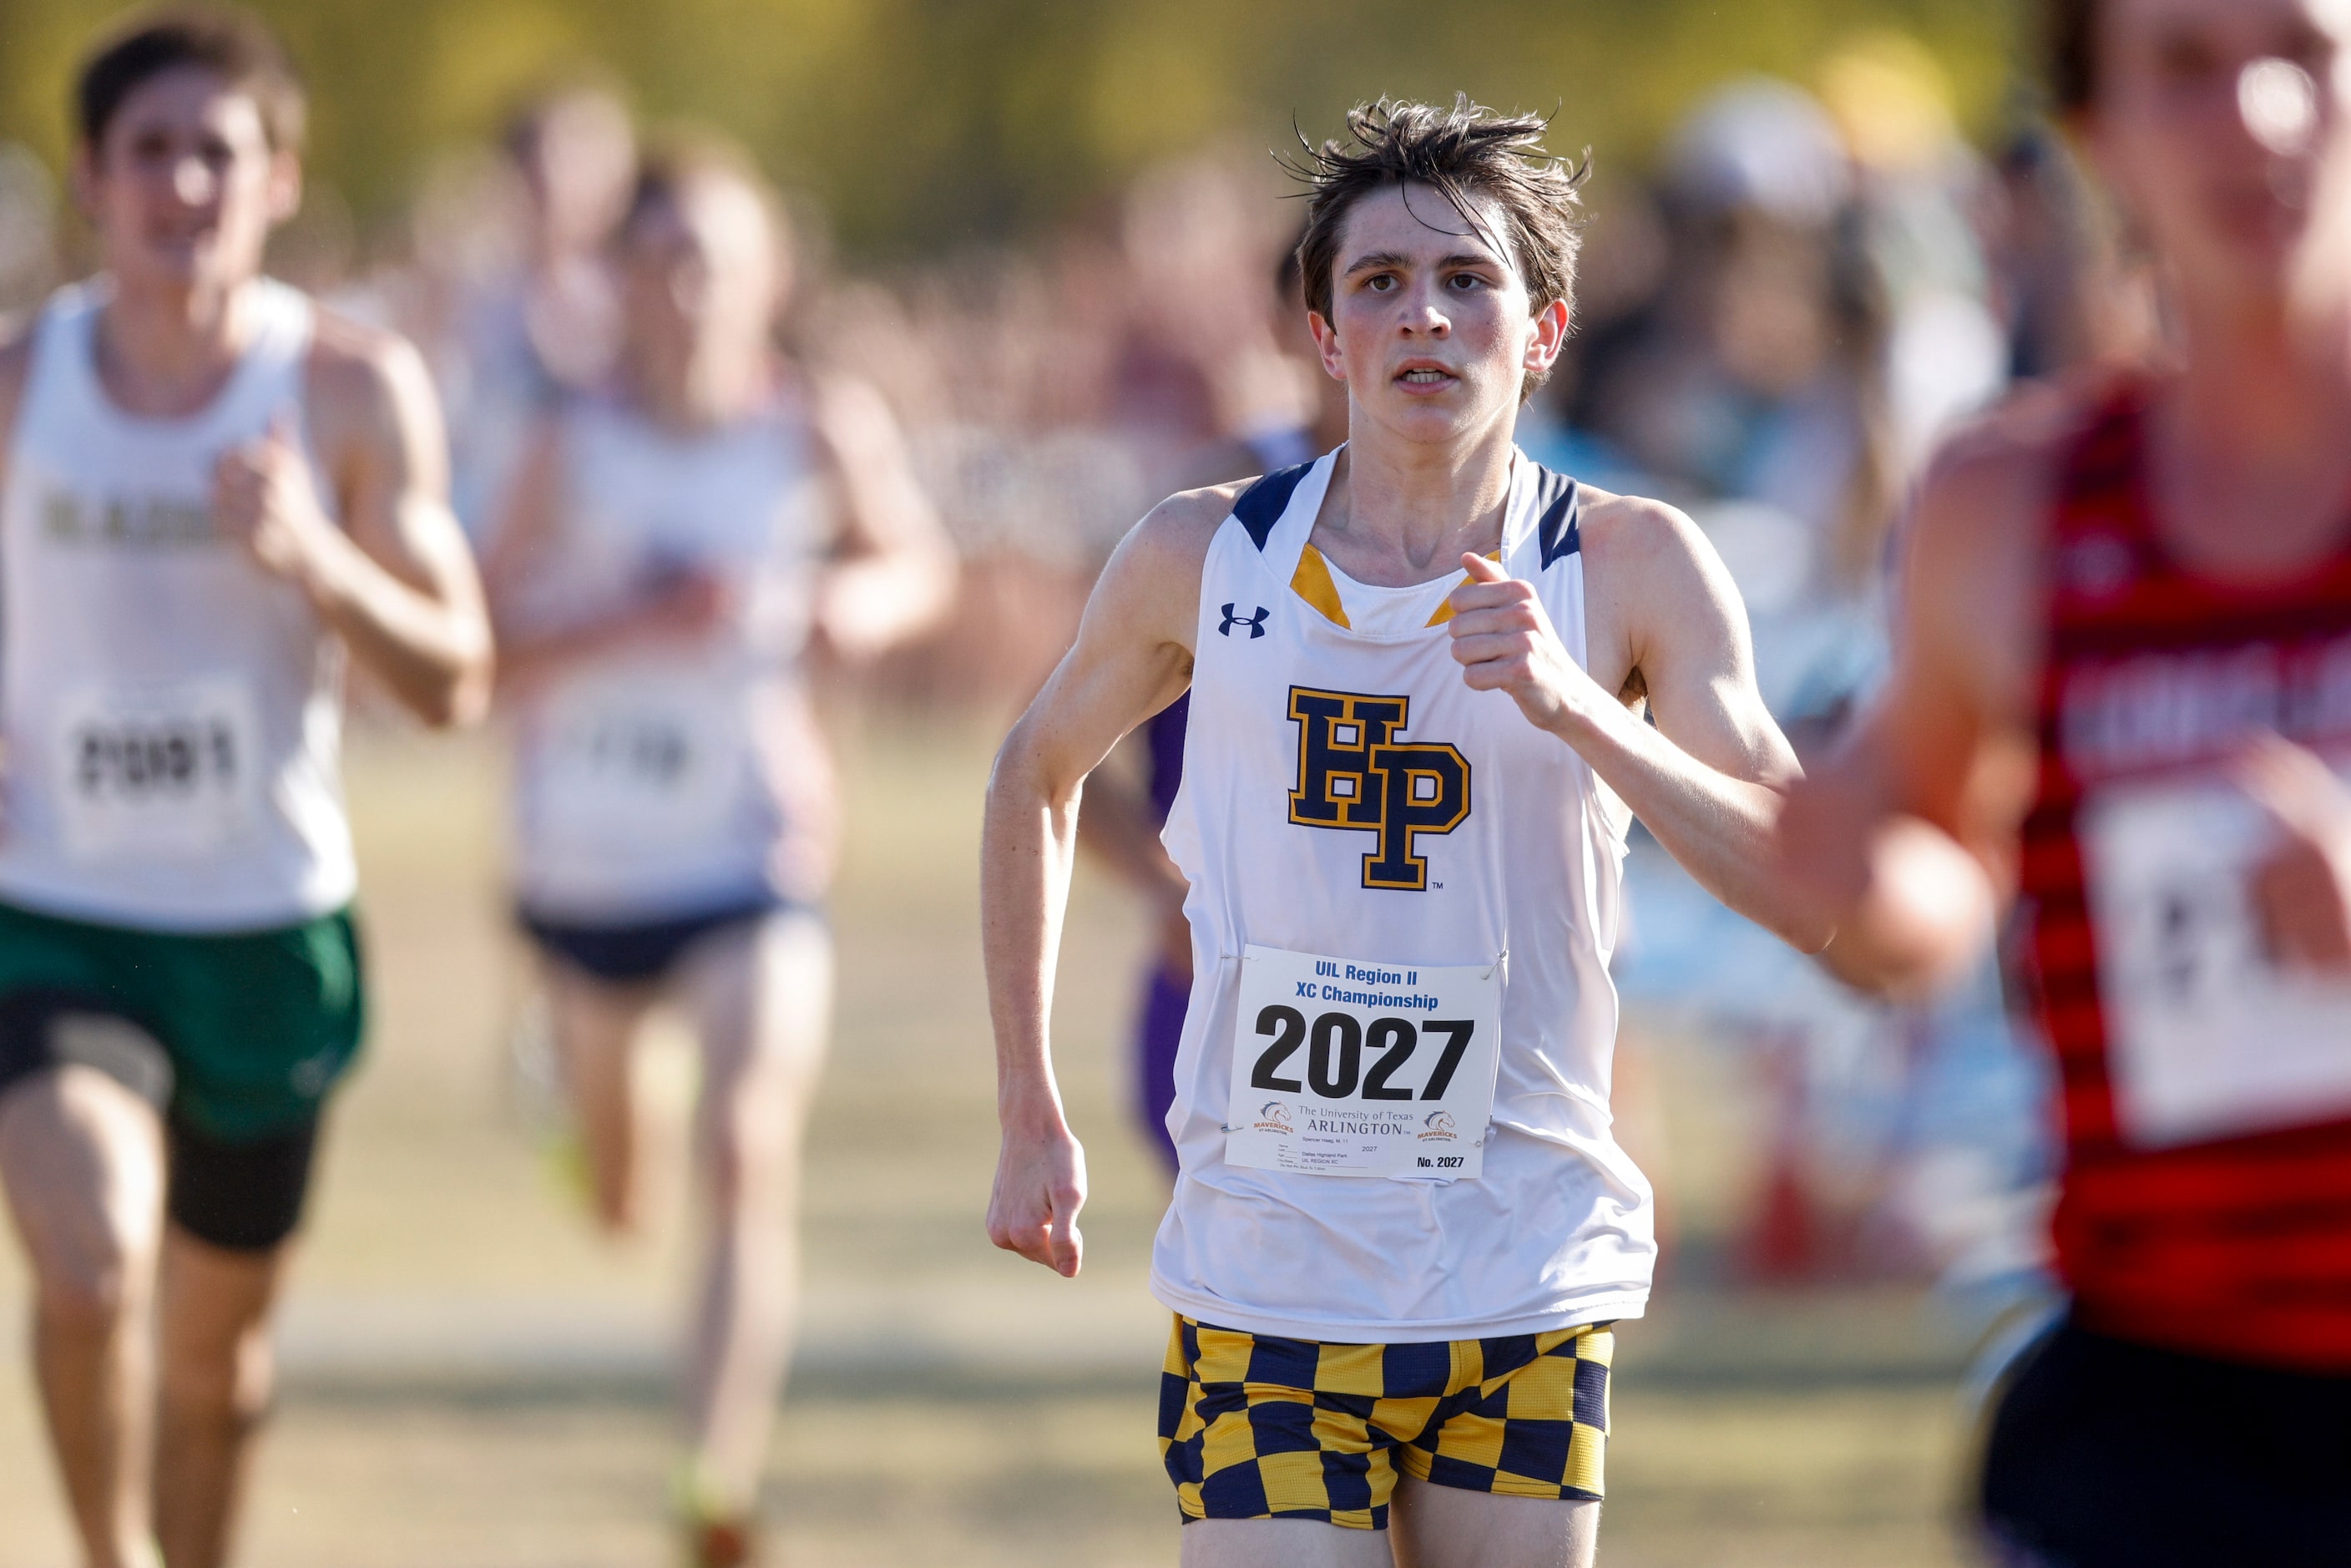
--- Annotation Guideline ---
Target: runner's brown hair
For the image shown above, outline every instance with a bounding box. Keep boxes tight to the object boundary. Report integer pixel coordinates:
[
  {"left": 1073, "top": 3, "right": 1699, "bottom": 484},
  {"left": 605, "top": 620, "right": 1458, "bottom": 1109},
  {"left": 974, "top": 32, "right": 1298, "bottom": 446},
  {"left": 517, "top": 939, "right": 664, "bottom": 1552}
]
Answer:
[
  {"left": 2050, "top": 0, "right": 2099, "bottom": 114},
  {"left": 76, "top": 6, "right": 306, "bottom": 152},
  {"left": 619, "top": 129, "right": 782, "bottom": 246},
  {"left": 1290, "top": 95, "right": 1586, "bottom": 396}
]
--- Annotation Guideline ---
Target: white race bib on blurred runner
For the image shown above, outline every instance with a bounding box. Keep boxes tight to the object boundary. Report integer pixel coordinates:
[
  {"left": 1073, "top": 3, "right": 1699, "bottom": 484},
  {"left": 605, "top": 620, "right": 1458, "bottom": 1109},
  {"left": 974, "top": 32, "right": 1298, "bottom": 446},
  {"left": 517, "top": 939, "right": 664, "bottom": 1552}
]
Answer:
[
  {"left": 539, "top": 687, "right": 738, "bottom": 847},
  {"left": 2081, "top": 770, "right": 2351, "bottom": 1148},
  {"left": 54, "top": 677, "right": 262, "bottom": 862},
  {"left": 1223, "top": 943, "right": 1503, "bottom": 1180}
]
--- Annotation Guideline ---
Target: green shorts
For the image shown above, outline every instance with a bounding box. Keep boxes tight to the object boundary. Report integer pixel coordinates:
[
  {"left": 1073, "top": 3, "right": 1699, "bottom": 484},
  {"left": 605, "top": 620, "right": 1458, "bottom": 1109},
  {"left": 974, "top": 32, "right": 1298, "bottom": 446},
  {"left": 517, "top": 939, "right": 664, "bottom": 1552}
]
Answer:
[{"left": 0, "top": 898, "right": 366, "bottom": 1141}]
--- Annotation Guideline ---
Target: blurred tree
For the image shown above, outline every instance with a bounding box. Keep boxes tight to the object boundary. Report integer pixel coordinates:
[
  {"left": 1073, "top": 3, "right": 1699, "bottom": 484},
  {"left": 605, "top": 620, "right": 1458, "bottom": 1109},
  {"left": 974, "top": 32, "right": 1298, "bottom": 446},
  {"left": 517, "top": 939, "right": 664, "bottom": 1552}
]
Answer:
[{"left": 0, "top": 0, "right": 2023, "bottom": 257}]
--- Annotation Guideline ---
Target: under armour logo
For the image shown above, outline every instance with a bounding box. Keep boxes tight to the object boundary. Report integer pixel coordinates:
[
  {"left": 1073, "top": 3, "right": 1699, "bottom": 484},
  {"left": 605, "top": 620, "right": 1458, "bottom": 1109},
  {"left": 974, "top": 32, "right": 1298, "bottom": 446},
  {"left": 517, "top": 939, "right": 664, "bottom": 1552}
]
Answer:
[{"left": 1220, "top": 604, "right": 1270, "bottom": 640}]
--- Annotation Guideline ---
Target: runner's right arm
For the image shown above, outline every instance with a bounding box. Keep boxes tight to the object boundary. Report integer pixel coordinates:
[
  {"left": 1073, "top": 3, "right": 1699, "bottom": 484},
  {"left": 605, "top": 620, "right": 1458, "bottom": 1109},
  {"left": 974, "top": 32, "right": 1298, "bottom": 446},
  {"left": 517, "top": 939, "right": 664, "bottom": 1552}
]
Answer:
[
  {"left": 1782, "top": 410, "right": 2055, "bottom": 996},
  {"left": 481, "top": 418, "right": 731, "bottom": 692},
  {"left": 1799, "top": 389, "right": 2351, "bottom": 995},
  {"left": 0, "top": 324, "right": 23, "bottom": 785},
  {"left": 981, "top": 487, "right": 1228, "bottom": 1276},
  {"left": 215, "top": 316, "right": 495, "bottom": 727}
]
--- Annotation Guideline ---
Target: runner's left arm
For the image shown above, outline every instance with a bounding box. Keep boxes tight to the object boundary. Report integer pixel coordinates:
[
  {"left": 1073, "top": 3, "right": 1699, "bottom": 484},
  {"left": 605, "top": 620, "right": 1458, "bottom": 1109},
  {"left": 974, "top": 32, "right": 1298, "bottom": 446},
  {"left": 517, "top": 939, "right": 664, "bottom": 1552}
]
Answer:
[
  {"left": 807, "top": 375, "right": 956, "bottom": 660},
  {"left": 214, "top": 316, "right": 493, "bottom": 727},
  {"left": 1446, "top": 494, "right": 1830, "bottom": 950}
]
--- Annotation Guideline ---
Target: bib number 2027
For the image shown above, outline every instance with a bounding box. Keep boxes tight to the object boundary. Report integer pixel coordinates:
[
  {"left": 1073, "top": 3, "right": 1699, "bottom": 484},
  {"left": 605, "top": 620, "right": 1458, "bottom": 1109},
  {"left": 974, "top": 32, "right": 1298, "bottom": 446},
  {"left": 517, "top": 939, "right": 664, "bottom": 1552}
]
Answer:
[
  {"left": 1224, "top": 944, "right": 1503, "bottom": 1180},
  {"left": 1246, "top": 1008, "right": 1475, "bottom": 1104}
]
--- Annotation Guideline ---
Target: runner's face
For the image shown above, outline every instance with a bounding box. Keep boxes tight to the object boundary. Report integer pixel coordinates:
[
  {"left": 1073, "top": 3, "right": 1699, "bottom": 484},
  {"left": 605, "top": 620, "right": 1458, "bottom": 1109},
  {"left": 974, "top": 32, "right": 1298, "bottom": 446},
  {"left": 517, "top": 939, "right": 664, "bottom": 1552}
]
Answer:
[
  {"left": 2091, "top": 0, "right": 2349, "bottom": 305},
  {"left": 76, "top": 68, "right": 294, "bottom": 295},
  {"left": 618, "top": 177, "right": 782, "bottom": 383},
  {"left": 1310, "top": 182, "right": 1564, "bottom": 448}
]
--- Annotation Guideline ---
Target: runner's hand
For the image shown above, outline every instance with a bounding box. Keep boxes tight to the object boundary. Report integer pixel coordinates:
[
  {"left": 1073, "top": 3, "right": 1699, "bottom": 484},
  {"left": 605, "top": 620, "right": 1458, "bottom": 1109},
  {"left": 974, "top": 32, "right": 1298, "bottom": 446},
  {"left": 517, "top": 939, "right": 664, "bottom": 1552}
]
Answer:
[
  {"left": 633, "top": 568, "right": 731, "bottom": 644},
  {"left": 2236, "top": 735, "right": 2351, "bottom": 972},
  {"left": 214, "top": 414, "right": 335, "bottom": 584},
  {"left": 987, "top": 1123, "right": 1087, "bottom": 1277},
  {"left": 1446, "top": 552, "right": 1606, "bottom": 732}
]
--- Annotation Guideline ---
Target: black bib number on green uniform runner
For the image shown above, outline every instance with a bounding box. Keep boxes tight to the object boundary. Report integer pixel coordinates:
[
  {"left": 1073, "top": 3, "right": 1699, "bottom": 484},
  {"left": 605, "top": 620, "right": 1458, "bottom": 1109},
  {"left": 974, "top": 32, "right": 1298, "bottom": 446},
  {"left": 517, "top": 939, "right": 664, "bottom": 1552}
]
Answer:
[{"left": 75, "top": 719, "right": 239, "bottom": 798}]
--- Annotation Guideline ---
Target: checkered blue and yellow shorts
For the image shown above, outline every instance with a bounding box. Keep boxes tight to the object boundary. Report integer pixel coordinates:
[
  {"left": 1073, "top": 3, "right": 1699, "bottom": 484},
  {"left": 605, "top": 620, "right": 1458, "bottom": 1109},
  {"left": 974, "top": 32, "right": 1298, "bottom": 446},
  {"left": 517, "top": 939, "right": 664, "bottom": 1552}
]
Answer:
[{"left": 1158, "top": 1314, "right": 1613, "bottom": 1530}]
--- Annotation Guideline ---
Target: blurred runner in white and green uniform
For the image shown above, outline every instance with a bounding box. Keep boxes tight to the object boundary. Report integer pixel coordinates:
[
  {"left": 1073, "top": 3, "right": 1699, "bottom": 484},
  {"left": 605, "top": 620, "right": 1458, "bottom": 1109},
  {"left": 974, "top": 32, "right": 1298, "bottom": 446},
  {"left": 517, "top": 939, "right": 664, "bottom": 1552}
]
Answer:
[{"left": 0, "top": 12, "right": 491, "bottom": 1568}]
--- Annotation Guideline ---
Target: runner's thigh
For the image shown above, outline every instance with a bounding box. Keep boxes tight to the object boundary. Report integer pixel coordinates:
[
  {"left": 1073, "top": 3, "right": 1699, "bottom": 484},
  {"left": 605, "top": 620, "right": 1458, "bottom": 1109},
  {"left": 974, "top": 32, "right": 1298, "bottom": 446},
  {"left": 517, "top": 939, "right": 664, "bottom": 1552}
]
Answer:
[
  {"left": 1390, "top": 1476, "right": 1596, "bottom": 1568},
  {"left": 0, "top": 1065, "right": 166, "bottom": 1294},
  {"left": 680, "top": 911, "right": 832, "bottom": 1129},
  {"left": 1180, "top": 1518, "right": 1393, "bottom": 1568}
]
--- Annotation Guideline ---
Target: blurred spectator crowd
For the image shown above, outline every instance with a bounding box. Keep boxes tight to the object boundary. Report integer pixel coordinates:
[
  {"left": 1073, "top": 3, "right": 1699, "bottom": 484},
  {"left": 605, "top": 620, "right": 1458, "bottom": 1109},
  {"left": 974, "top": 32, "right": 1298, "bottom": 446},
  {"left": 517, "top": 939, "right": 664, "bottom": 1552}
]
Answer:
[{"left": 0, "top": 30, "right": 2151, "bottom": 1318}]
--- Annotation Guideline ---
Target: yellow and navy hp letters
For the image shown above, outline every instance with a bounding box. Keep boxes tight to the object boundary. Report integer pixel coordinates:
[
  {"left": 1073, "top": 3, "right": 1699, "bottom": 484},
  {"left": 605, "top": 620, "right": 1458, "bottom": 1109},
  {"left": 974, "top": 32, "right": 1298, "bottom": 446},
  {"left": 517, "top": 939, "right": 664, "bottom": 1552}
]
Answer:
[{"left": 1286, "top": 687, "right": 1471, "bottom": 891}]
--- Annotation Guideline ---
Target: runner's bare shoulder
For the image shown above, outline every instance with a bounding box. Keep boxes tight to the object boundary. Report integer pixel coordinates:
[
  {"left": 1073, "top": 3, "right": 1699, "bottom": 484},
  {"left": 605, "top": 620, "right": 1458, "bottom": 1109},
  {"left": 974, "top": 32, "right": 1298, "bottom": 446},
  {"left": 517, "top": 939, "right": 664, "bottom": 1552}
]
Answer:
[
  {"left": 1904, "top": 371, "right": 2122, "bottom": 699},
  {"left": 1092, "top": 481, "right": 1253, "bottom": 654},
  {"left": 302, "top": 303, "right": 443, "bottom": 459},
  {"left": 1913, "top": 372, "right": 2116, "bottom": 558},
  {"left": 1567, "top": 483, "right": 1752, "bottom": 685},
  {"left": 1572, "top": 483, "right": 1716, "bottom": 583},
  {"left": 1133, "top": 480, "right": 1247, "bottom": 557}
]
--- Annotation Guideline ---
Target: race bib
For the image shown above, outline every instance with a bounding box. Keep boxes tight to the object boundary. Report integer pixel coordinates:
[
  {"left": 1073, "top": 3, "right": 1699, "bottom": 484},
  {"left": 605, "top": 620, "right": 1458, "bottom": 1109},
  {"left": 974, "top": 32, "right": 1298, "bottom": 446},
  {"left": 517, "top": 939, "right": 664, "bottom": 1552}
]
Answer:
[
  {"left": 538, "top": 689, "right": 739, "bottom": 847},
  {"left": 2081, "top": 770, "right": 2351, "bottom": 1148},
  {"left": 54, "top": 678, "right": 262, "bottom": 862},
  {"left": 1224, "top": 943, "right": 1504, "bottom": 1180}
]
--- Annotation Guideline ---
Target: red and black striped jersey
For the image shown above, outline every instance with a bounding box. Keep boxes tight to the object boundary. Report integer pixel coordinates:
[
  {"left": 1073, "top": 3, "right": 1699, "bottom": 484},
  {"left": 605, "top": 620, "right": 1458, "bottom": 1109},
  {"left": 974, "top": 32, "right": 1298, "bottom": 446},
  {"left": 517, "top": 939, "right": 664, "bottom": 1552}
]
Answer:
[{"left": 2018, "top": 381, "right": 2351, "bottom": 1371}]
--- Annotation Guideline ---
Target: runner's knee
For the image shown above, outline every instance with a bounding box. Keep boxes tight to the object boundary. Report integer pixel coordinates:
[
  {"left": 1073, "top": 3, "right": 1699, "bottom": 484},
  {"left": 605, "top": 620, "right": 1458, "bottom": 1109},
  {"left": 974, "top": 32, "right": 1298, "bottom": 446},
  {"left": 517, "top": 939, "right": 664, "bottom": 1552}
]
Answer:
[
  {"left": 160, "top": 1322, "right": 275, "bottom": 1420},
  {"left": 26, "top": 1175, "right": 154, "bottom": 1335},
  {"left": 30, "top": 1241, "right": 147, "bottom": 1335},
  {"left": 701, "top": 1109, "right": 798, "bottom": 1214}
]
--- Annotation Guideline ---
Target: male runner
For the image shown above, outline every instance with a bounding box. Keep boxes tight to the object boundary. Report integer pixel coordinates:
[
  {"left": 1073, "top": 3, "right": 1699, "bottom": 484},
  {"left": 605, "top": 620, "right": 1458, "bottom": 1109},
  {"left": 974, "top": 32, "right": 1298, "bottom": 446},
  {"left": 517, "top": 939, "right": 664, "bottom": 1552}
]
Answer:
[
  {"left": 486, "top": 136, "right": 952, "bottom": 1567},
  {"left": 0, "top": 12, "right": 492, "bottom": 1568},
  {"left": 1783, "top": 1, "right": 2351, "bottom": 1561},
  {"left": 983, "top": 99, "right": 1824, "bottom": 1567}
]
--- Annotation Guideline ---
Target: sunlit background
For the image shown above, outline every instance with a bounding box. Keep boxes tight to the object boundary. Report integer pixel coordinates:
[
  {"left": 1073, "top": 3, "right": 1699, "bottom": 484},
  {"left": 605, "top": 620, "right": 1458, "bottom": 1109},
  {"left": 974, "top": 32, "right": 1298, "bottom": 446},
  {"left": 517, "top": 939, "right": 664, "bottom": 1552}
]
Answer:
[{"left": 0, "top": 1, "right": 2112, "bottom": 1563}]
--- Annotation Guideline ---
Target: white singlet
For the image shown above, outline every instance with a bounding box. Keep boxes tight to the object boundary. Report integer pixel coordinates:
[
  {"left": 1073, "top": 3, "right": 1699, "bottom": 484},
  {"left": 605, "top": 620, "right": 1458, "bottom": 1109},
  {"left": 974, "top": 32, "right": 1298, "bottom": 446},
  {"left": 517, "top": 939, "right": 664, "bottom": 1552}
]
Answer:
[
  {"left": 0, "top": 278, "right": 356, "bottom": 933},
  {"left": 1150, "top": 448, "right": 1656, "bottom": 1343},
  {"left": 508, "top": 389, "right": 833, "bottom": 922}
]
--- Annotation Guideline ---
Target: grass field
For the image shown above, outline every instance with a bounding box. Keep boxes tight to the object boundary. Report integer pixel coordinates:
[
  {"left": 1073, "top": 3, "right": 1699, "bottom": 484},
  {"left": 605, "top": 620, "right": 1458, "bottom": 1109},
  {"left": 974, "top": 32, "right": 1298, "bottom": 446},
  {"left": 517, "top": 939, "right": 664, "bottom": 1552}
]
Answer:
[{"left": 0, "top": 719, "right": 1984, "bottom": 1565}]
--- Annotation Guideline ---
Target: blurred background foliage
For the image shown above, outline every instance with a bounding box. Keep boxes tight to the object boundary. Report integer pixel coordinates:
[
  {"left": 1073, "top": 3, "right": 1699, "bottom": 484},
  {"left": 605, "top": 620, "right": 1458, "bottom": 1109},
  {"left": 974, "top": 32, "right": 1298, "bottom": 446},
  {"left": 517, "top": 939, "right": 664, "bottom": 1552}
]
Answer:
[{"left": 0, "top": 0, "right": 2025, "bottom": 256}]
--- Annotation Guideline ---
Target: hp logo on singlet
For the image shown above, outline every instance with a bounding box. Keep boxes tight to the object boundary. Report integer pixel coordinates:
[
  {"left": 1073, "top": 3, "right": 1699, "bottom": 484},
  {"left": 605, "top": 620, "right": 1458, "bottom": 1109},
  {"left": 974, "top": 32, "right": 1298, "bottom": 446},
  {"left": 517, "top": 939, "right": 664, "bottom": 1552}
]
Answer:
[{"left": 1285, "top": 686, "right": 1471, "bottom": 892}]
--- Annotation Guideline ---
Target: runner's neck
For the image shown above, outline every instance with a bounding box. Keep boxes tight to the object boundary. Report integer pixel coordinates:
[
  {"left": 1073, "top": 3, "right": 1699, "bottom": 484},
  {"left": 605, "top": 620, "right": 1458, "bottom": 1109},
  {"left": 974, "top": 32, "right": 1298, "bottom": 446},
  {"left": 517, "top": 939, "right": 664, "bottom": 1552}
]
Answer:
[
  {"left": 93, "top": 273, "right": 261, "bottom": 421},
  {"left": 1311, "top": 422, "right": 1517, "bottom": 589},
  {"left": 2169, "top": 284, "right": 2351, "bottom": 461},
  {"left": 2141, "top": 303, "right": 2351, "bottom": 582},
  {"left": 626, "top": 342, "right": 771, "bottom": 436}
]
